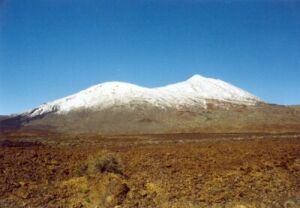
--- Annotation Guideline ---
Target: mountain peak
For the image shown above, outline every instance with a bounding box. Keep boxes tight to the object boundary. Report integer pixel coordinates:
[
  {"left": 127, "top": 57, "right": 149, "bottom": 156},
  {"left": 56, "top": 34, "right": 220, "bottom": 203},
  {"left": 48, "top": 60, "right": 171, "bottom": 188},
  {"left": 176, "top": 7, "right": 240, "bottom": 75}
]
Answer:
[
  {"left": 25, "top": 75, "right": 262, "bottom": 117},
  {"left": 187, "top": 74, "right": 207, "bottom": 82}
]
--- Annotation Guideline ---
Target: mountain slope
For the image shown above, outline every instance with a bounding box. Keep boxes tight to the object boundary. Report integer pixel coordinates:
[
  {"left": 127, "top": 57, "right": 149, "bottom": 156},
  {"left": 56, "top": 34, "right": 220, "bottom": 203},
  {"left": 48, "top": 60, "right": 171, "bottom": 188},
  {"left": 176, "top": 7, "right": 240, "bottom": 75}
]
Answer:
[
  {"left": 26, "top": 74, "right": 261, "bottom": 117},
  {"left": 1, "top": 74, "right": 300, "bottom": 135}
]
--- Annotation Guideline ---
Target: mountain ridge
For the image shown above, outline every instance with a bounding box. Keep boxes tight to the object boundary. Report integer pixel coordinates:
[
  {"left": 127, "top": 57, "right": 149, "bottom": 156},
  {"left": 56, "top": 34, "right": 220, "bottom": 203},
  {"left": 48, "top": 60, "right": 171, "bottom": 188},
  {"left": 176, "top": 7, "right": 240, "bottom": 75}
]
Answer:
[
  {"left": 25, "top": 74, "right": 262, "bottom": 118},
  {"left": 1, "top": 74, "right": 300, "bottom": 135}
]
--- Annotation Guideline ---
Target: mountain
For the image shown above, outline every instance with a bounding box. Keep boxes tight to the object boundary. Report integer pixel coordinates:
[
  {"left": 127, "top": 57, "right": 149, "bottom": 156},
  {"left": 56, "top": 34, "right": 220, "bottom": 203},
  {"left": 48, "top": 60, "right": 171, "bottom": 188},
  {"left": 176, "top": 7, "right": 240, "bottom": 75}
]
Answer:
[
  {"left": 1, "top": 74, "right": 300, "bottom": 134},
  {"left": 26, "top": 74, "right": 261, "bottom": 117},
  {"left": 0, "top": 115, "right": 10, "bottom": 121}
]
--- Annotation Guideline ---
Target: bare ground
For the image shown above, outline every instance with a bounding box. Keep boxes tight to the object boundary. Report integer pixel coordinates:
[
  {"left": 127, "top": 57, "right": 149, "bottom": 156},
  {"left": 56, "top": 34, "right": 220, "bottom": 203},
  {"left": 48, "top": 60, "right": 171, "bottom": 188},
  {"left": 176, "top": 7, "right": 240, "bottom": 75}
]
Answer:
[{"left": 0, "top": 133, "right": 299, "bottom": 208}]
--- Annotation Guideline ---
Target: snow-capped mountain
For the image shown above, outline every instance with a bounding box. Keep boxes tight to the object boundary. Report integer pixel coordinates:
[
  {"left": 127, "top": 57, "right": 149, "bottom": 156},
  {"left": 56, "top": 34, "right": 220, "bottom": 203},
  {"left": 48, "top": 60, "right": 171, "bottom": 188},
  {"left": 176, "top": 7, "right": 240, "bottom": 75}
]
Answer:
[
  {"left": 6, "top": 74, "right": 299, "bottom": 135},
  {"left": 27, "top": 74, "right": 262, "bottom": 117}
]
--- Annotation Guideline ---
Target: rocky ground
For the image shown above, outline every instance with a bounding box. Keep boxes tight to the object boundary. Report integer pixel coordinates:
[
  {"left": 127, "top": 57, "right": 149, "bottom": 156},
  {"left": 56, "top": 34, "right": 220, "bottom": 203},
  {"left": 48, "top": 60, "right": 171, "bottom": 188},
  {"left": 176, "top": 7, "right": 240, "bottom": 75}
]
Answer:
[{"left": 0, "top": 133, "right": 299, "bottom": 208}]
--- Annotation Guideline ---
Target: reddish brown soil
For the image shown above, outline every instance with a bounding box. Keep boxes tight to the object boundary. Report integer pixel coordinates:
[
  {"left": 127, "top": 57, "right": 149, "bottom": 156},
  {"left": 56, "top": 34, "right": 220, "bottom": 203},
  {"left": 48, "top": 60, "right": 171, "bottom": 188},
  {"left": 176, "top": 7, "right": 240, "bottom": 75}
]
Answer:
[{"left": 0, "top": 134, "right": 299, "bottom": 208}]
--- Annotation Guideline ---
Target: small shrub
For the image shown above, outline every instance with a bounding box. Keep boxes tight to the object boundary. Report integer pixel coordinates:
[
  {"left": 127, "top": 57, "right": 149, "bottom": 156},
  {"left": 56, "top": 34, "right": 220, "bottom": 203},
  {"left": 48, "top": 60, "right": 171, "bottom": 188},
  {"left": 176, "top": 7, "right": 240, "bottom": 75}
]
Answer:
[{"left": 87, "top": 150, "right": 123, "bottom": 175}]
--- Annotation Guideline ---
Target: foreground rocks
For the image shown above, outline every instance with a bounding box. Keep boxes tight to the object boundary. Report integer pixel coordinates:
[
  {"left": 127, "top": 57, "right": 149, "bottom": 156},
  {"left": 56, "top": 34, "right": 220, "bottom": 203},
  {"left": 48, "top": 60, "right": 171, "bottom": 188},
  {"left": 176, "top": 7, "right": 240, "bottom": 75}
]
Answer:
[{"left": 0, "top": 134, "right": 299, "bottom": 207}]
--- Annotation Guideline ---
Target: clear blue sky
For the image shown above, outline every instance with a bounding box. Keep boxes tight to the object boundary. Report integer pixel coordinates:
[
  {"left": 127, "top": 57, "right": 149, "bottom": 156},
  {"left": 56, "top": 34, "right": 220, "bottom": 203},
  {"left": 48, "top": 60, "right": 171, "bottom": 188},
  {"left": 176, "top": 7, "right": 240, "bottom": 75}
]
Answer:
[{"left": 1, "top": 0, "right": 300, "bottom": 114}]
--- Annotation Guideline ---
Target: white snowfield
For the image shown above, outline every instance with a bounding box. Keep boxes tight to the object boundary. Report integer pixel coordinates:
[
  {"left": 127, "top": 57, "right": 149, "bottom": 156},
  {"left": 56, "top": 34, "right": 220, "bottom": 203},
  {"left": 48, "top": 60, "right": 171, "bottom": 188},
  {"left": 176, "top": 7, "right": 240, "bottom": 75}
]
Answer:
[{"left": 27, "top": 74, "right": 262, "bottom": 117}]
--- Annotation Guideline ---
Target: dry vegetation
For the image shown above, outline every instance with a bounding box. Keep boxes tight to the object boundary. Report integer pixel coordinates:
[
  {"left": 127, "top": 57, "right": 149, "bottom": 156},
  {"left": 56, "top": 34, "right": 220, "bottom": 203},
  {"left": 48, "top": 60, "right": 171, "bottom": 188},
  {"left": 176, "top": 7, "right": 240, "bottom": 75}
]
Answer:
[
  {"left": 85, "top": 150, "right": 124, "bottom": 175},
  {"left": 0, "top": 133, "right": 299, "bottom": 207}
]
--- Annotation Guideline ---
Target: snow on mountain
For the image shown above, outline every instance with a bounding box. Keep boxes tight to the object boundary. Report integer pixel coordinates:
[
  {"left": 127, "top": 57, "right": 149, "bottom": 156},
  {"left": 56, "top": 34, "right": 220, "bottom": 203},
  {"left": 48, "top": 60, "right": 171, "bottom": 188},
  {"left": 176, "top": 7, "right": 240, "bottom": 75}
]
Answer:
[{"left": 27, "top": 74, "right": 262, "bottom": 117}]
